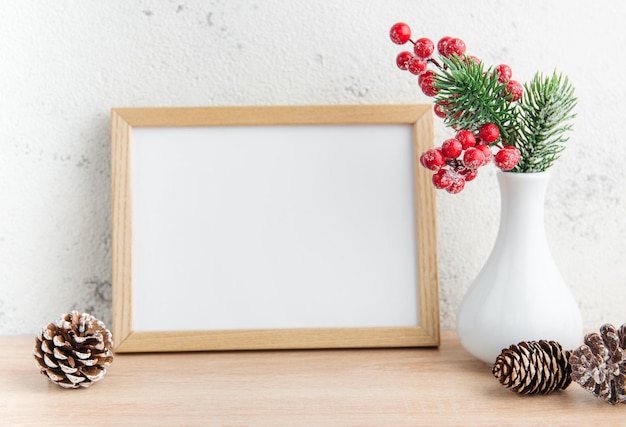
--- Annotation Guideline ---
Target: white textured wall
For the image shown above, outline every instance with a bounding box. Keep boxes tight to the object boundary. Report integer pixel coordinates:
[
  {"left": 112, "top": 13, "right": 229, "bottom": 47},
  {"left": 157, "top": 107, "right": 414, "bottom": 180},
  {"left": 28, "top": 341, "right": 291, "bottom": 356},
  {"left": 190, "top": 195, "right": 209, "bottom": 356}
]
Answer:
[{"left": 1, "top": 0, "right": 624, "bottom": 334}]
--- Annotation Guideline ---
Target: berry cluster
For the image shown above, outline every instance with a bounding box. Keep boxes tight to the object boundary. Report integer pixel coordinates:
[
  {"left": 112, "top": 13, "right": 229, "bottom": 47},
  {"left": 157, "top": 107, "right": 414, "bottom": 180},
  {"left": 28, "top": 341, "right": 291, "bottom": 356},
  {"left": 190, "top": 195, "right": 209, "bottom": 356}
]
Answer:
[
  {"left": 390, "top": 22, "right": 523, "bottom": 193},
  {"left": 420, "top": 125, "right": 520, "bottom": 193}
]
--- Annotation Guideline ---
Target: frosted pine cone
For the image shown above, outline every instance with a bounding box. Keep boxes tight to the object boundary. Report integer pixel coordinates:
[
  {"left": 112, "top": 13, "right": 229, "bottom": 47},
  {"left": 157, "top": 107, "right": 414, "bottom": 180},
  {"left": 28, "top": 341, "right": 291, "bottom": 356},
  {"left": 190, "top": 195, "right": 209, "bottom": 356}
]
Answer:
[
  {"left": 33, "top": 311, "right": 113, "bottom": 389},
  {"left": 570, "top": 323, "right": 626, "bottom": 404},
  {"left": 492, "top": 340, "right": 572, "bottom": 394}
]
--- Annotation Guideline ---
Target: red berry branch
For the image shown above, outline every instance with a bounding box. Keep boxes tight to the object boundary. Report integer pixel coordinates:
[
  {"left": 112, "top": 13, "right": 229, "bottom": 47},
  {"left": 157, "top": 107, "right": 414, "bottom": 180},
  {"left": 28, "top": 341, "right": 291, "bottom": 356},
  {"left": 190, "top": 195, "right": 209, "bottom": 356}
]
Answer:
[{"left": 389, "top": 22, "right": 576, "bottom": 193}]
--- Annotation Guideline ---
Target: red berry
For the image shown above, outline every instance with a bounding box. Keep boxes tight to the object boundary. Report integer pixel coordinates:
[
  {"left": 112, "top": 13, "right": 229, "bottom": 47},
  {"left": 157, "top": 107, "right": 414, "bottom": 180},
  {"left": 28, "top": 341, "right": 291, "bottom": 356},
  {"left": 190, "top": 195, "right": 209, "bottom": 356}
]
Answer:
[
  {"left": 446, "top": 176, "right": 466, "bottom": 194},
  {"left": 395, "top": 51, "right": 414, "bottom": 70},
  {"left": 495, "top": 64, "right": 512, "bottom": 83},
  {"left": 456, "top": 130, "right": 476, "bottom": 149},
  {"left": 419, "top": 76, "right": 438, "bottom": 97},
  {"left": 461, "top": 168, "right": 478, "bottom": 182},
  {"left": 505, "top": 80, "right": 523, "bottom": 102},
  {"left": 465, "top": 55, "right": 481, "bottom": 66},
  {"left": 418, "top": 70, "right": 438, "bottom": 96},
  {"left": 390, "top": 22, "right": 411, "bottom": 45},
  {"left": 441, "top": 138, "right": 463, "bottom": 159},
  {"left": 413, "top": 37, "right": 435, "bottom": 58},
  {"left": 407, "top": 57, "right": 427, "bottom": 75},
  {"left": 494, "top": 146, "right": 521, "bottom": 171},
  {"left": 433, "top": 103, "right": 447, "bottom": 118},
  {"left": 418, "top": 70, "right": 435, "bottom": 86},
  {"left": 437, "top": 36, "right": 452, "bottom": 55},
  {"left": 475, "top": 144, "right": 493, "bottom": 165},
  {"left": 463, "top": 147, "right": 486, "bottom": 169},
  {"left": 444, "top": 38, "right": 466, "bottom": 58},
  {"left": 478, "top": 123, "right": 500, "bottom": 144},
  {"left": 420, "top": 148, "right": 445, "bottom": 171},
  {"left": 432, "top": 169, "right": 452, "bottom": 189}
]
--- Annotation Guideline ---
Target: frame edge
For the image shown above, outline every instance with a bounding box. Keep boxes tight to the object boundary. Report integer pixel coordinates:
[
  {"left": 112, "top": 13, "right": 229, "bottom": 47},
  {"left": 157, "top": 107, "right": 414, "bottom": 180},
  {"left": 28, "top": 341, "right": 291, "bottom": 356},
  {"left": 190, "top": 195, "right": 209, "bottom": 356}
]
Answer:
[
  {"left": 414, "top": 107, "right": 440, "bottom": 347},
  {"left": 111, "top": 109, "right": 134, "bottom": 351}
]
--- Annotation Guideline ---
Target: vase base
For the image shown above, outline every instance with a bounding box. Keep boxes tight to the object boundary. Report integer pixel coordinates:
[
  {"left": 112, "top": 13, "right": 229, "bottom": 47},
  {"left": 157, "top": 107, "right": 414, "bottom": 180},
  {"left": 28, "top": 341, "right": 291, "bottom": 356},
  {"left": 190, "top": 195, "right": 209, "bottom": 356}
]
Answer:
[{"left": 457, "top": 322, "right": 583, "bottom": 365}]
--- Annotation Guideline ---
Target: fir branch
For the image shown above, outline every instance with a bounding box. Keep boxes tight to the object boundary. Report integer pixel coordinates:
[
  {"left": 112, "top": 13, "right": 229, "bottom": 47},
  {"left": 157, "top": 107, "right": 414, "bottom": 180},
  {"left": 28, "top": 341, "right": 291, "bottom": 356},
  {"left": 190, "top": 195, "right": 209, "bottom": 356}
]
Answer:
[
  {"left": 511, "top": 71, "right": 577, "bottom": 172},
  {"left": 433, "top": 56, "right": 519, "bottom": 142}
]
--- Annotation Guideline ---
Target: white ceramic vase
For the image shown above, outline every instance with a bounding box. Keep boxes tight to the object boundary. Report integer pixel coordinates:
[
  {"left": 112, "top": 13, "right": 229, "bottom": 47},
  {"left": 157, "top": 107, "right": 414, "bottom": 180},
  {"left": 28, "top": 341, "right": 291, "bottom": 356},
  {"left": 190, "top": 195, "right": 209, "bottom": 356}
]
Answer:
[{"left": 456, "top": 170, "right": 583, "bottom": 364}]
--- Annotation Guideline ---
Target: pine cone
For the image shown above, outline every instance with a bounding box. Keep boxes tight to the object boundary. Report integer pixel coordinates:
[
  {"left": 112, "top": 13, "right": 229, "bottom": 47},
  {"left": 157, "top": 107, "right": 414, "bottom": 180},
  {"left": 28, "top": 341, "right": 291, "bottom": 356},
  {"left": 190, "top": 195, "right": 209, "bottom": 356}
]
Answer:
[
  {"left": 569, "top": 323, "right": 626, "bottom": 404},
  {"left": 33, "top": 311, "right": 113, "bottom": 389},
  {"left": 492, "top": 340, "right": 572, "bottom": 394}
]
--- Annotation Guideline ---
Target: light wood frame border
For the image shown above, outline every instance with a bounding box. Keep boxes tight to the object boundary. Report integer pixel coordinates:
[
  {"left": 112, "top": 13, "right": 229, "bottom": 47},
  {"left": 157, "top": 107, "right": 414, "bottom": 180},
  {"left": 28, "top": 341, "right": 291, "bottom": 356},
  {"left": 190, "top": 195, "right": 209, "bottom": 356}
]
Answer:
[{"left": 111, "top": 104, "right": 439, "bottom": 352}]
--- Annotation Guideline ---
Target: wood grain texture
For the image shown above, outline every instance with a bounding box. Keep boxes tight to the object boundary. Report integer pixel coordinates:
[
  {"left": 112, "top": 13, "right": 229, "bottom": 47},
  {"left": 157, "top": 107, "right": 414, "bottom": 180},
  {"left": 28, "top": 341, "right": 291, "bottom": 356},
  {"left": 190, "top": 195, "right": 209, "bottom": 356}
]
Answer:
[
  {"left": 111, "top": 104, "right": 428, "bottom": 127},
  {"left": 413, "top": 106, "right": 439, "bottom": 346},
  {"left": 110, "top": 110, "right": 133, "bottom": 349},
  {"left": 116, "top": 326, "right": 438, "bottom": 353},
  {"left": 5, "top": 331, "right": 622, "bottom": 426},
  {"left": 110, "top": 104, "right": 439, "bottom": 352}
]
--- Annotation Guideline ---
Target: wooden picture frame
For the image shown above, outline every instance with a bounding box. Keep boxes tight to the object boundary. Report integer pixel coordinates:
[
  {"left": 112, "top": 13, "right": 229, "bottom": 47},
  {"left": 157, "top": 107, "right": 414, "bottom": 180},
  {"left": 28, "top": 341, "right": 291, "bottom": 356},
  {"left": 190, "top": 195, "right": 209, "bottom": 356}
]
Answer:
[{"left": 111, "top": 104, "right": 439, "bottom": 353}]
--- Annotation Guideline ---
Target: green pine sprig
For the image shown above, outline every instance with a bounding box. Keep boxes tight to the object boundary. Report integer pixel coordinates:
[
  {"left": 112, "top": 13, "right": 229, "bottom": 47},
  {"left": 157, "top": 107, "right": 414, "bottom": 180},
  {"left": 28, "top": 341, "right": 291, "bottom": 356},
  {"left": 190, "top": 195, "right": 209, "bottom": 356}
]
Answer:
[
  {"left": 433, "top": 56, "right": 519, "bottom": 143},
  {"left": 510, "top": 72, "right": 577, "bottom": 172},
  {"left": 432, "top": 58, "right": 577, "bottom": 173}
]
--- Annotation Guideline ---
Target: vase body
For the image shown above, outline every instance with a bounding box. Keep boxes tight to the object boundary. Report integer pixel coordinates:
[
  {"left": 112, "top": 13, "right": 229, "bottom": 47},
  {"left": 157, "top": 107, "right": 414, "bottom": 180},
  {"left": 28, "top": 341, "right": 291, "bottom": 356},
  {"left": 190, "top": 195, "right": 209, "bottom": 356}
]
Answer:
[{"left": 456, "top": 170, "right": 582, "bottom": 364}]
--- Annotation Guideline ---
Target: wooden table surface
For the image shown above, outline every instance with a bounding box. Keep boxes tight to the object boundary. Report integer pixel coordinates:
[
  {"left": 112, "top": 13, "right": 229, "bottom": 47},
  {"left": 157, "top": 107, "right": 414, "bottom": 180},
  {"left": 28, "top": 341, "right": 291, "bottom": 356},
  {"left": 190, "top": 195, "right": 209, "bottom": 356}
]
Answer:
[{"left": 1, "top": 330, "right": 623, "bottom": 426}]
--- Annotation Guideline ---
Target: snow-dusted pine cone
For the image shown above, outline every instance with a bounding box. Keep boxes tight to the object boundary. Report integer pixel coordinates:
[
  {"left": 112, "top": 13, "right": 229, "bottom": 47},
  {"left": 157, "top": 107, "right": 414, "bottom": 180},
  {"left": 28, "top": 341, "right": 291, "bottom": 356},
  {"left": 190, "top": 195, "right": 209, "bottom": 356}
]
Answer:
[
  {"left": 33, "top": 311, "right": 113, "bottom": 389},
  {"left": 570, "top": 323, "right": 626, "bottom": 404},
  {"left": 492, "top": 340, "right": 572, "bottom": 394}
]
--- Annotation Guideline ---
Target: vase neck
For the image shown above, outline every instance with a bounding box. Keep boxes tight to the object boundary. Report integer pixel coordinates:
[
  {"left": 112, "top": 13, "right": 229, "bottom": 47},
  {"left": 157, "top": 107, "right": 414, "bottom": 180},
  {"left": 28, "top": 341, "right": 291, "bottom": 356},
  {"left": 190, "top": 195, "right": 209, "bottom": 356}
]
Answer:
[{"left": 496, "top": 170, "right": 551, "bottom": 237}]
